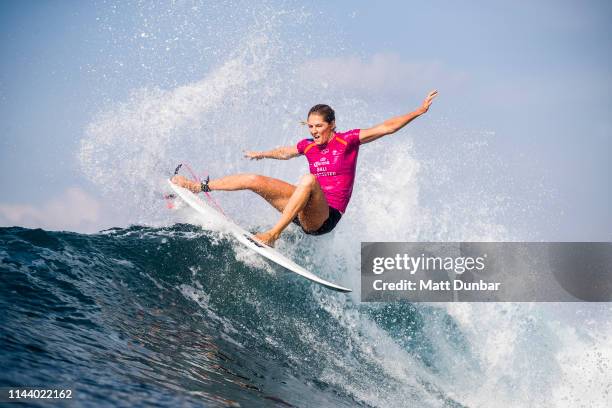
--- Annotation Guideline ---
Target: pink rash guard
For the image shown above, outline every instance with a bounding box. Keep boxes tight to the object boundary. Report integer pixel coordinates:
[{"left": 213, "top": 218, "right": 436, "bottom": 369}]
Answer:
[{"left": 296, "top": 129, "right": 361, "bottom": 213}]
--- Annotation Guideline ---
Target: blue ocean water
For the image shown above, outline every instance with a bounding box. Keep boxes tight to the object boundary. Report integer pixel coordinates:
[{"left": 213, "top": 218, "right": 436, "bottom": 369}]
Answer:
[{"left": 1, "top": 225, "right": 472, "bottom": 407}]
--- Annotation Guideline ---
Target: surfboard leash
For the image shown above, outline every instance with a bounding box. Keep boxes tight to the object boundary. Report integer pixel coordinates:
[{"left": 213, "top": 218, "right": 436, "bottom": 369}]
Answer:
[{"left": 170, "top": 162, "right": 228, "bottom": 217}]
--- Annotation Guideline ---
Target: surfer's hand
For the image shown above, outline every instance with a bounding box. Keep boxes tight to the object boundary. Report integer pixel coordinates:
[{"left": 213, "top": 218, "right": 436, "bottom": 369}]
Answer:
[
  {"left": 419, "top": 90, "right": 438, "bottom": 114},
  {"left": 244, "top": 151, "right": 263, "bottom": 160}
]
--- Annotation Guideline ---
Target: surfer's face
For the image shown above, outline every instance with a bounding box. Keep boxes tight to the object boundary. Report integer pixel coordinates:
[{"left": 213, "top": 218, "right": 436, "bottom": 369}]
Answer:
[{"left": 307, "top": 114, "right": 335, "bottom": 145}]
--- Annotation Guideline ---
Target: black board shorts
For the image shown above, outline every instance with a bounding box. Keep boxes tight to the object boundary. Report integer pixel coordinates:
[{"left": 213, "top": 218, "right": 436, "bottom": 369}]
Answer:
[{"left": 292, "top": 207, "right": 343, "bottom": 236}]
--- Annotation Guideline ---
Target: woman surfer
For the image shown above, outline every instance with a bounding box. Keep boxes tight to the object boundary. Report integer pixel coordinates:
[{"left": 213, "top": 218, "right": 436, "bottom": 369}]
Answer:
[{"left": 172, "top": 90, "right": 438, "bottom": 246}]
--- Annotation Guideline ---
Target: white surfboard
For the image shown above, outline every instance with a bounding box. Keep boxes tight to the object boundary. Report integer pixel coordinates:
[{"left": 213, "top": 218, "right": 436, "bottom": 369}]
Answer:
[{"left": 168, "top": 180, "right": 352, "bottom": 292}]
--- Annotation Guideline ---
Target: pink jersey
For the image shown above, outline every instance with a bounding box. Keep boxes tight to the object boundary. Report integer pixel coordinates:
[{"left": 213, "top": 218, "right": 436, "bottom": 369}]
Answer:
[{"left": 296, "top": 129, "right": 361, "bottom": 213}]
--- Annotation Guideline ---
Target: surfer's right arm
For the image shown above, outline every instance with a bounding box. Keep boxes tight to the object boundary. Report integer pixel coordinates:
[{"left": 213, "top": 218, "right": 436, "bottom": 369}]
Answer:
[{"left": 244, "top": 146, "right": 300, "bottom": 160}]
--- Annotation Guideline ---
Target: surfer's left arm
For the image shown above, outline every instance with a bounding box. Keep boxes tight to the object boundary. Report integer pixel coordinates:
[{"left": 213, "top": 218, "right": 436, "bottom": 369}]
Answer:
[
  {"left": 359, "top": 90, "right": 438, "bottom": 144},
  {"left": 244, "top": 146, "right": 300, "bottom": 160}
]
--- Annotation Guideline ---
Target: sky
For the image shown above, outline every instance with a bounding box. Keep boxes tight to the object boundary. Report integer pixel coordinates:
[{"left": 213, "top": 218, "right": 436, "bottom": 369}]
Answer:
[{"left": 0, "top": 0, "right": 611, "bottom": 240}]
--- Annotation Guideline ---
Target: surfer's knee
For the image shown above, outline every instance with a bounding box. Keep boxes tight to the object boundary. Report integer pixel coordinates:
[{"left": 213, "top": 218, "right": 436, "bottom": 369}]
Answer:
[
  {"left": 299, "top": 174, "right": 317, "bottom": 189},
  {"left": 244, "top": 173, "right": 266, "bottom": 189}
]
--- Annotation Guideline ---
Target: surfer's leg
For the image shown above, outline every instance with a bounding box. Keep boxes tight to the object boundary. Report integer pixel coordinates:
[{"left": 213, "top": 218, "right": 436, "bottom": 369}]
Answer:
[
  {"left": 255, "top": 174, "right": 328, "bottom": 246},
  {"left": 296, "top": 177, "right": 330, "bottom": 232},
  {"left": 209, "top": 174, "right": 297, "bottom": 212},
  {"left": 172, "top": 174, "right": 296, "bottom": 212}
]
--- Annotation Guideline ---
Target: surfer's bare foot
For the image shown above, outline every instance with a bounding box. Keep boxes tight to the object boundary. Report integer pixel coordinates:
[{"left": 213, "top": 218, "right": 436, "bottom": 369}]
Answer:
[
  {"left": 254, "top": 231, "right": 280, "bottom": 247},
  {"left": 171, "top": 175, "right": 201, "bottom": 193}
]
